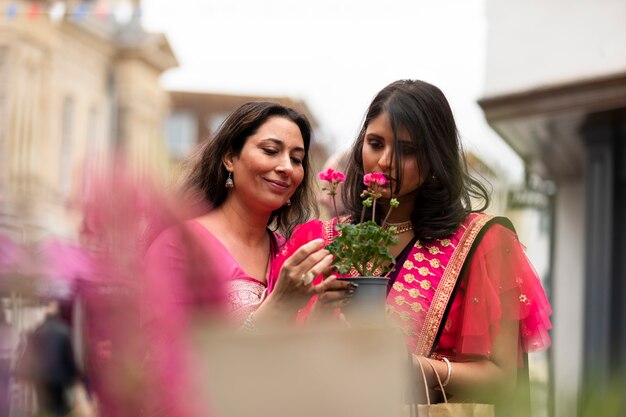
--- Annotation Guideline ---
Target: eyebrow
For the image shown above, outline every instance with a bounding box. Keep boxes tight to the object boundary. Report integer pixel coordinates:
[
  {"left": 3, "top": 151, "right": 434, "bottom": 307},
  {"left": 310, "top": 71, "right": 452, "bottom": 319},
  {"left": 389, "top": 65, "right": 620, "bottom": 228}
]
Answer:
[
  {"left": 262, "top": 138, "right": 305, "bottom": 153},
  {"left": 365, "top": 133, "right": 412, "bottom": 143}
]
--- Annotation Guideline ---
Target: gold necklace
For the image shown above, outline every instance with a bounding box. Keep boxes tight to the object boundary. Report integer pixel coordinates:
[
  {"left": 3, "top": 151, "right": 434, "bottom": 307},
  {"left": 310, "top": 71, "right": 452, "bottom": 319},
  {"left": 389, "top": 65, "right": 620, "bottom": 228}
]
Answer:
[{"left": 382, "top": 220, "right": 413, "bottom": 235}]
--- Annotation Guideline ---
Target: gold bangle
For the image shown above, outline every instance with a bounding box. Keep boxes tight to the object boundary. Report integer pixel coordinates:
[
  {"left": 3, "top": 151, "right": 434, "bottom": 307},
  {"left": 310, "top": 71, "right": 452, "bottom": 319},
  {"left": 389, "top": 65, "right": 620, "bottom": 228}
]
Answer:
[{"left": 441, "top": 357, "right": 452, "bottom": 387}]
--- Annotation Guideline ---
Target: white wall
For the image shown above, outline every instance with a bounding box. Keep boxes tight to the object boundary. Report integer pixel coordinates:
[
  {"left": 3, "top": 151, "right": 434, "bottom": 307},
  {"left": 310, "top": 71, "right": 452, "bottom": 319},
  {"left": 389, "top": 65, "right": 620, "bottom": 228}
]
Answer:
[
  {"left": 552, "top": 181, "right": 585, "bottom": 417},
  {"left": 484, "top": 0, "right": 626, "bottom": 96}
]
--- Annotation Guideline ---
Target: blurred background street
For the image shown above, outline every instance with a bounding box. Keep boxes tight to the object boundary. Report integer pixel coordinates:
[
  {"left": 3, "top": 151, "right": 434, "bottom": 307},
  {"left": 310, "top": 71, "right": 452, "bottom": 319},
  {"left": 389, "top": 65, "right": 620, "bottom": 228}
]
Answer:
[{"left": 1, "top": 1, "right": 625, "bottom": 416}]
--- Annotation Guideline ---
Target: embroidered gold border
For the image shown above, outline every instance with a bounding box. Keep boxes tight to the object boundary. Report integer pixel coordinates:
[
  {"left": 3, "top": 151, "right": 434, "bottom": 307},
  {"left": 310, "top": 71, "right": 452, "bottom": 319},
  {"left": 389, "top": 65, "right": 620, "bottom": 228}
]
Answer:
[
  {"left": 323, "top": 216, "right": 364, "bottom": 277},
  {"left": 414, "top": 213, "right": 495, "bottom": 356},
  {"left": 323, "top": 215, "right": 351, "bottom": 243},
  {"left": 323, "top": 219, "right": 337, "bottom": 243}
]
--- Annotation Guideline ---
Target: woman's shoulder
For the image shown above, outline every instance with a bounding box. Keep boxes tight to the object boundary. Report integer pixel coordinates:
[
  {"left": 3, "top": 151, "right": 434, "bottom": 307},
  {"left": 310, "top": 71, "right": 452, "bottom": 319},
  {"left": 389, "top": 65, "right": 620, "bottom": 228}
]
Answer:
[
  {"left": 461, "top": 213, "right": 517, "bottom": 240},
  {"left": 144, "top": 220, "right": 210, "bottom": 258}
]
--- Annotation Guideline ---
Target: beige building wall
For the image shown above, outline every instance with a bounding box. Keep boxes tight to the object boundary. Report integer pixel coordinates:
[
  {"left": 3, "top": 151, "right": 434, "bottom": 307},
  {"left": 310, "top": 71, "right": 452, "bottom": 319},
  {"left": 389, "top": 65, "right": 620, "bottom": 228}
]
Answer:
[
  {"left": 484, "top": 0, "right": 626, "bottom": 96},
  {"left": 480, "top": 2, "right": 626, "bottom": 416},
  {"left": 116, "top": 57, "right": 173, "bottom": 181},
  {"left": 0, "top": 2, "right": 176, "bottom": 243}
]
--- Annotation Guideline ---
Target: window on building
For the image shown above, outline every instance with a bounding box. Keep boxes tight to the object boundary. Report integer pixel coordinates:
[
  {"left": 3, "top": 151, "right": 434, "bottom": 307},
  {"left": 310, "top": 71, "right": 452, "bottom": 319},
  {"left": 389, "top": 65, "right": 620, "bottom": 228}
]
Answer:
[
  {"left": 165, "top": 111, "right": 198, "bottom": 159},
  {"left": 207, "top": 112, "right": 229, "bottom": 137}
]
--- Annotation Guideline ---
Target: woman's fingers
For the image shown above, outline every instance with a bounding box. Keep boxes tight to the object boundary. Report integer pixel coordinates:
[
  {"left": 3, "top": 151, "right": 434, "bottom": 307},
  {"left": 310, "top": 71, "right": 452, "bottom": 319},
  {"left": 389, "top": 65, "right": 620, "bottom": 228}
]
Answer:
[
  {"left": 301, "top": 253, "right": 334, "bottom": 283},
  {"left": 318, "top": 291, "right": 353, "bottom": 307},
  {"left": 313, "top": 277, "right": 356, "bottom": 309},
  {"left": 280, "top": 239, "right": 334, "bottom": 287},
  {"left": 312, "top": 275, "right": 355, "bottom": 295},
  {"left": 291, "top": 247, "right": 333, "bottom": 278},
  {"left": 283, "top": 239, "right": 325, "bottom": 266}
]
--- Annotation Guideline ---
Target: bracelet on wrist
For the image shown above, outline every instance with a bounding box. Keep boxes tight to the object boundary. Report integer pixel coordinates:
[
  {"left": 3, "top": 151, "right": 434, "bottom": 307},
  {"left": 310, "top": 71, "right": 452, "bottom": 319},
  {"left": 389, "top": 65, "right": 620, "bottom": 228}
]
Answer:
[{"left": 441, "top": 357, "right": 452, "bottom": 387}]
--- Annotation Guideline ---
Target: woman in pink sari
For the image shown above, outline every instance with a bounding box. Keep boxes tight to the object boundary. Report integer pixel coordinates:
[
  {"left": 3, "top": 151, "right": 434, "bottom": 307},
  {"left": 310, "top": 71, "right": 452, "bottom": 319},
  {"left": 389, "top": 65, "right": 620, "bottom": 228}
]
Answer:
[
  {"left": 271, "top": 80, "right": 552, "bottom": 416},
  {"left": 141, "top": 102, "right": 352, "bottom": 416}
]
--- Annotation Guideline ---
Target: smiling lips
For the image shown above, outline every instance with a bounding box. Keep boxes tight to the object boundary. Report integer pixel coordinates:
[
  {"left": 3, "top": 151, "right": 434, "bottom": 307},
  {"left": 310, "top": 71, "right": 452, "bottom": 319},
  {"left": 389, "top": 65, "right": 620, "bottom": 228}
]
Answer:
[{"left": 264, "top": 178, "right": 290, "bottom": 191}]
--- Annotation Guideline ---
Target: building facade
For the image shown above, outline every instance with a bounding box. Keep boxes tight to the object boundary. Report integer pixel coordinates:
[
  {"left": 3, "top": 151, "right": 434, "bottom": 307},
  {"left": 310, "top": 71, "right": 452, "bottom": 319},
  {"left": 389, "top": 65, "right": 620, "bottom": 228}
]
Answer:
[
  {"left": 0, "top": 0, "right": 177, "bottom": 244},
  {"left": 479, "top": 1, "right": 626, "bottom": 416}
]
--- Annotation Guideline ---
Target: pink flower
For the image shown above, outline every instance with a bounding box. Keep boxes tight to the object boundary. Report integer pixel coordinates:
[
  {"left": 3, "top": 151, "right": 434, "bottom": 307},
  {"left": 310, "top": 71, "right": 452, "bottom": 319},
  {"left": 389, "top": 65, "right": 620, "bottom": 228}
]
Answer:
[
  {"left": 363, "top": 172, "right": 387, "bottom": 187},
  {"left": 319, "top": 168, "right": 345, "bottom": 183},
  {"left": 331, "top": 171, "right": 346, "bottom": 182}
]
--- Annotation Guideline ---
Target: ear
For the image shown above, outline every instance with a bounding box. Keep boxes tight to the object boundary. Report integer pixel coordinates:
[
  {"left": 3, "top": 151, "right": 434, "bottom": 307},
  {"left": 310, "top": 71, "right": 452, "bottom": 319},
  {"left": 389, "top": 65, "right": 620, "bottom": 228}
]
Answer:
[{"left": 223, "top": 150, "right": 236, "bottom": 172}]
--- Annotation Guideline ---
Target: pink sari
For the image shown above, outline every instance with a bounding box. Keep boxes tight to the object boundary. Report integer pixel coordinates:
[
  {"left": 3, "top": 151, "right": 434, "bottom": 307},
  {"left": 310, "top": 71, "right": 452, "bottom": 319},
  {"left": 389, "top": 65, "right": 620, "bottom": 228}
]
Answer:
[
  {"left": 270, "top": 213, "right": 552, "bottom": 360},
  {"left": 141, "top": 221, "right": 282, "bottom": 416}
]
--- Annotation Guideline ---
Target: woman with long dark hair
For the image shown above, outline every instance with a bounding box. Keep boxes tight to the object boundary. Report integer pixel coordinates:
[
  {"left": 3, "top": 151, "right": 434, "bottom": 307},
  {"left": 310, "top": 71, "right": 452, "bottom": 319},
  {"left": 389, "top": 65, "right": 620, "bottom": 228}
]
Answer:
[
  {"left": 271, "top": 80, "right": 552, "bottom": 416},
  {"left": 141, "top": 101, "right": 352, "bottom": 416}
]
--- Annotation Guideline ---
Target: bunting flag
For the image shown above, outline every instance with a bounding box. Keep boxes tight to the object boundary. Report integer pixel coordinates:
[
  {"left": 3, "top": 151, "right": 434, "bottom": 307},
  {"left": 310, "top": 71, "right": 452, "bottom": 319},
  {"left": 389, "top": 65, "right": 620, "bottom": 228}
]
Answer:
[
  {"left": 71, "top": 3, "right": 88, "bottom": 22},
  {"left": 3, "top": 1, "right": 141, "bottom": 24},
  {"left": 28, "top": 2, "right": 40, "bottom": 20},
  {"left": 5, "top": 3, "right": 17, "bottom": 21}
]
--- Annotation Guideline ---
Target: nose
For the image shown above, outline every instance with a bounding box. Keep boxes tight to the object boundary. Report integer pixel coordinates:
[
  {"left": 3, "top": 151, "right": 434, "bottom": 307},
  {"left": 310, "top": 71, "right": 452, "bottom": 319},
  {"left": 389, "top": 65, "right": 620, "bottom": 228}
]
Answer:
[
  {"left": 275, "top": 154, "right": 294, "bottom": 176},
  {"left": 378, "top": 146, "right": 395, "bottom": 171}
]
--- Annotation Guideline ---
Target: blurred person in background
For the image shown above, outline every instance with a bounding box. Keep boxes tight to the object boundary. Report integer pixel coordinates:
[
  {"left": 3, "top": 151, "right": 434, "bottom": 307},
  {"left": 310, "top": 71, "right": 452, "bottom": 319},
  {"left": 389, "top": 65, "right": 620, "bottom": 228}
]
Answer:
[
  {"left": 18, "top": 299, "right": 93, "bottom": 417},
  {"left": 272, "top": 80, "right": 552, "bottom": 417},
  {"left": 0, "top": 308, "right": 17, "bottom": 416}
]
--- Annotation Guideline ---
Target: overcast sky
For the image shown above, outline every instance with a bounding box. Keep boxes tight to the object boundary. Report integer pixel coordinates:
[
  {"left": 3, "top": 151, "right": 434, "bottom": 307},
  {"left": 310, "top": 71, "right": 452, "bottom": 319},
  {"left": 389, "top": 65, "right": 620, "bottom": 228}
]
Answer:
[{"left": 141, "top": 0, "right": 524, "bottom": 182}]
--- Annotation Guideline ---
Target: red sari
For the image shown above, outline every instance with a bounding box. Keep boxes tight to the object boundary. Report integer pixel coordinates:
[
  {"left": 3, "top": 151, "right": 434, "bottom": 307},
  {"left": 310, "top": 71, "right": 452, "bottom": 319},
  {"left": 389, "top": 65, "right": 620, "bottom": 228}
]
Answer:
[{"left": 269, "top": 213, "right": 552, "bottom": 361}]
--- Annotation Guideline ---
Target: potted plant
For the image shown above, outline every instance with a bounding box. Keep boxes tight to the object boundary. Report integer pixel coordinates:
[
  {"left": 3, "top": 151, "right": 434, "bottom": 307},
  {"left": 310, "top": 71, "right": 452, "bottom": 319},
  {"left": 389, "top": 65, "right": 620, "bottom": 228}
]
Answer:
[{"left": 318, "top": 169, "right": 400, "bottom": 318}]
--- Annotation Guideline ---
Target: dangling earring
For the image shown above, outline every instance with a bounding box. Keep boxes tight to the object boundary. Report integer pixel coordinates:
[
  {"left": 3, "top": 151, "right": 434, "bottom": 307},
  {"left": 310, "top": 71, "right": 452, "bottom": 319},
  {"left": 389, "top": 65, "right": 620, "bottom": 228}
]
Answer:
[
  {"left": 286, "top": 198, "right": 291, "bottom": 206},
  {"left": 225, "top": 172, "right": 234, "bottom": 189}
]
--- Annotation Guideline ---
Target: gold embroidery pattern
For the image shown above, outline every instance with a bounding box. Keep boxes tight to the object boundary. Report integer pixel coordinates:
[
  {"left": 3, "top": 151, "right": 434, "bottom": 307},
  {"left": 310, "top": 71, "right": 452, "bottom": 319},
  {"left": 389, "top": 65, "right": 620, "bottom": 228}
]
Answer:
[
  {"left": 410, "top": 302, "right": 424, "bottom": 313},
  {"left": 347, "top": 261, "right": 383, "bottom": 277},
  {"left": 386, "top": 217, "right": 484, "bottom": 354},
  {"left": 323, "top": 218, "right": 338, "bottom": 243},
  {"left": 428, "top": 246, "right": 443, "bottom": 255},
  {"left": 399, "top": 311, "right": 411, "bottom": 321},
  {"left": 408, "top": 288, "right": 423, "bottom": 299},
  {"left": 419, "top": 279, "right": 432, "bottom": 291},
  {"left": 386, "top": 306, "right": 419, "bottom": 337},
  {"left": 414, "top": 213, "right": 495, "bottom": 356},
  {"left": 392, "top": 279, "right": 430, "bottom": 299},
  {"left": 418, "top": 267, "right": 434, "bottom": 276}
]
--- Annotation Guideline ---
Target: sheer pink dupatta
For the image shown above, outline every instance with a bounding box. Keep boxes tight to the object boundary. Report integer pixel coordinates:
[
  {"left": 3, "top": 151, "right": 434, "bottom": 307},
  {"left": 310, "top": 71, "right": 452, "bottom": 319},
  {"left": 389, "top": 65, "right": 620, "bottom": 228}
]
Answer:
[{"left": 80, "top": 161, "right": 224, "bottom": 417}]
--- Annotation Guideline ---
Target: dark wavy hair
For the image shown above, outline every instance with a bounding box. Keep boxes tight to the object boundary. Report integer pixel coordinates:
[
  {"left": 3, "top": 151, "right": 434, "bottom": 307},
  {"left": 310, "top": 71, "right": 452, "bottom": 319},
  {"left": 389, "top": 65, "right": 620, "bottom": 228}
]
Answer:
[
  {"left": 185, "top": 101, "right": 316, "bottom": 236},
  {"left": 342, "top": 79, "right": 490, "bottom": 241}
]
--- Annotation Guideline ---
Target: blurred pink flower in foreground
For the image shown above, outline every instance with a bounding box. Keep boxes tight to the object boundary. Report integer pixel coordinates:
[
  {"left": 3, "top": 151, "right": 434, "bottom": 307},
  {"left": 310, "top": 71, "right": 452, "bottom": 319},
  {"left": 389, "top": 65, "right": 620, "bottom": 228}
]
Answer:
[
  {"left": 318, "top": 167, "right": 346, "bottom": 183},
  {"left": 363, "top": 172, "right": 386, "bottom": 187}
]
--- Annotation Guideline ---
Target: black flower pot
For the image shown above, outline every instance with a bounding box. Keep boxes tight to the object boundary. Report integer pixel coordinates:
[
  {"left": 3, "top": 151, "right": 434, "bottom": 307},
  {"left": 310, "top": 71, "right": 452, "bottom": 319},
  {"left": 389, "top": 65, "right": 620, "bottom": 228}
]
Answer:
[{"left": 341, "top": 277, "right": 389, "bottom": 323}]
